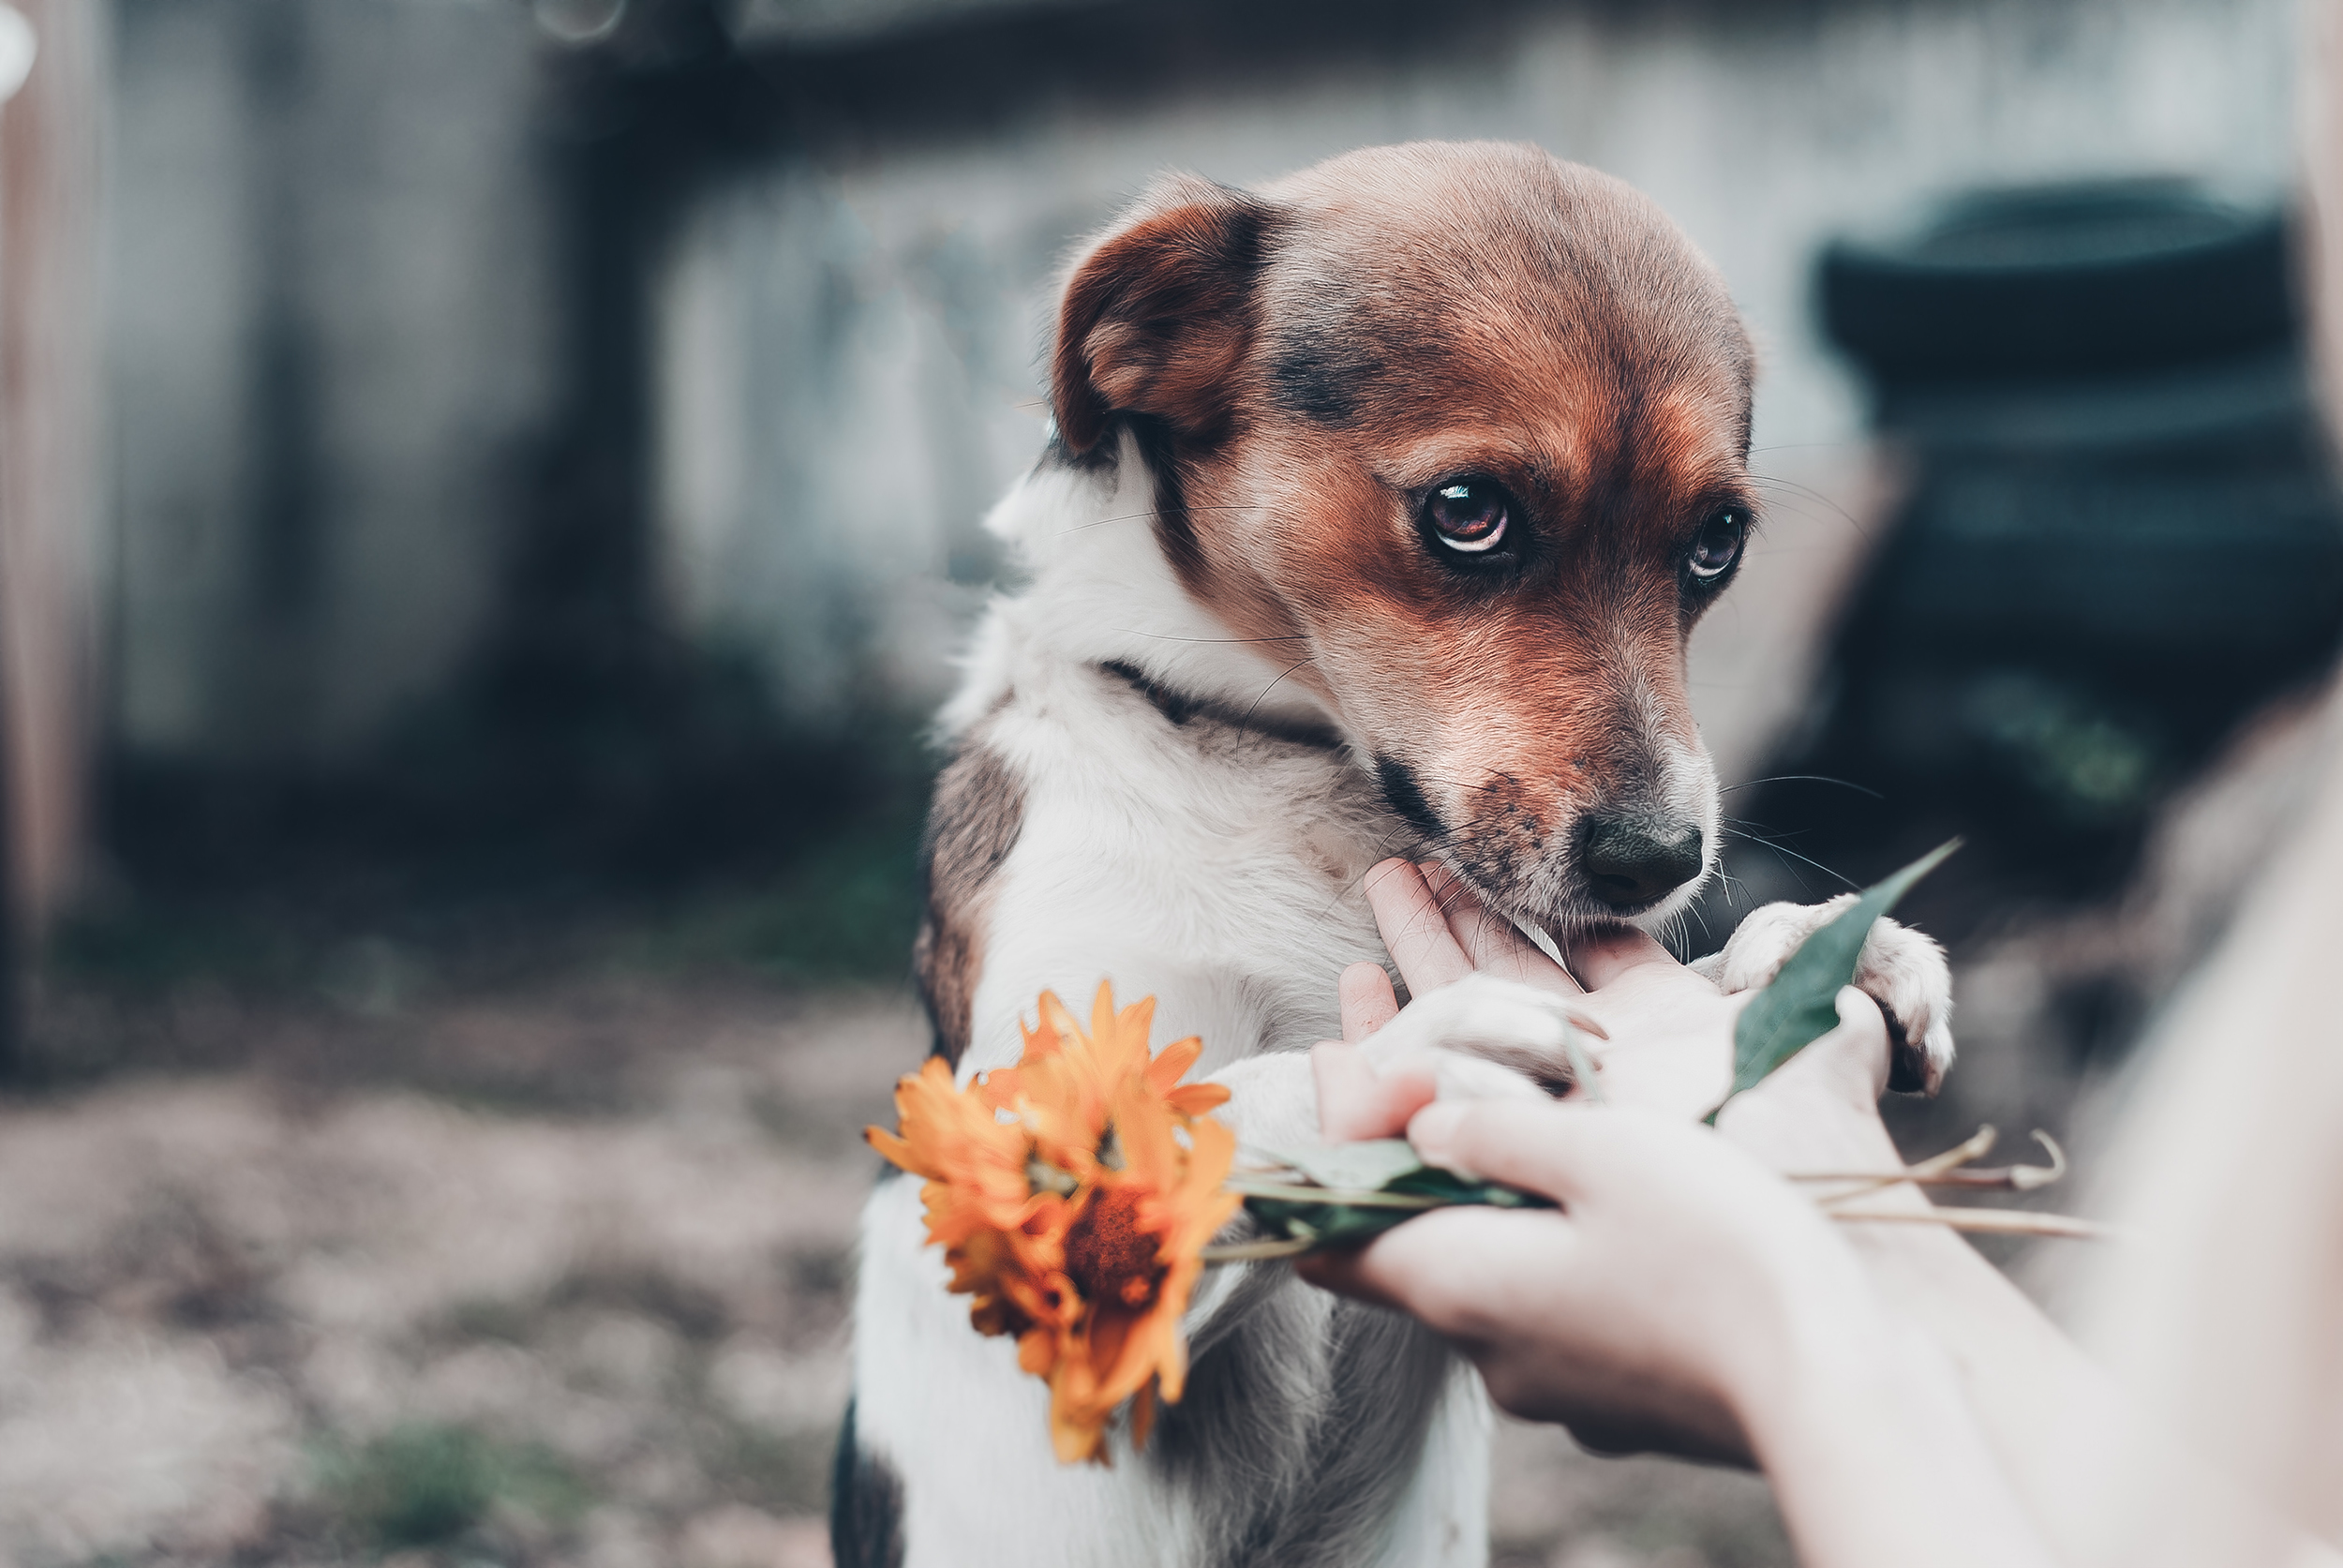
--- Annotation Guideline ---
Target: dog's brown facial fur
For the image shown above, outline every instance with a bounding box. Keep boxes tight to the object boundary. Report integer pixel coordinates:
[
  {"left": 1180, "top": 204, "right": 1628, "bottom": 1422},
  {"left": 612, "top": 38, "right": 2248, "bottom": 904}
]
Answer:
[{"left": 1052, "top": 142, "right": 1755, "bottom": 930}]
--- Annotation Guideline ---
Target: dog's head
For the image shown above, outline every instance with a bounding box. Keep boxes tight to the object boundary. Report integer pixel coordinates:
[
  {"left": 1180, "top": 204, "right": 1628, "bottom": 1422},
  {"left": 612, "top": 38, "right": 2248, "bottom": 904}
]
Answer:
[{"left": 1050, "top": 142, "right": 1754, "bottom": 933}]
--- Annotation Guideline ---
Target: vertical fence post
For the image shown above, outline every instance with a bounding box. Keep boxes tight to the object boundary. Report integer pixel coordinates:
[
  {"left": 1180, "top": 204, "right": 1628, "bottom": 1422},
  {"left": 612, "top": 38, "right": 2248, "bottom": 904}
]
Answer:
[{"left": 0, "top": 0, "right": 101, "bottom": 1078}]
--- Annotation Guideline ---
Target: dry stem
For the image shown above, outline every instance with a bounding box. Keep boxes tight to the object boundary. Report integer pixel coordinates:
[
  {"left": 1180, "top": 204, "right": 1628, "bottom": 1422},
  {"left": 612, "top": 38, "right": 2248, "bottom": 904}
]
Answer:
[
  {"left": 1791, "top": 1128, "right": 2067, "bottom": 1195},
  {"left": 1828, "top": 1204, "right": 2118, "bottom": 1241}
]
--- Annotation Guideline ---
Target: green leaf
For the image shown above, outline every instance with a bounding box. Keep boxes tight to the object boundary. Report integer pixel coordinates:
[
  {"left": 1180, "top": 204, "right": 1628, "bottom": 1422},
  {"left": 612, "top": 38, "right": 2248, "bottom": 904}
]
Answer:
[
  {"left": 1267, "top": 1140, "right": 1426, "bottom": 1191},
  {"left": 1241, "top": 1167, "right": 1554, "bottom": 1248},
  {"left": 1713, "top": 839, "right": 1959, "bottom": 1118}
]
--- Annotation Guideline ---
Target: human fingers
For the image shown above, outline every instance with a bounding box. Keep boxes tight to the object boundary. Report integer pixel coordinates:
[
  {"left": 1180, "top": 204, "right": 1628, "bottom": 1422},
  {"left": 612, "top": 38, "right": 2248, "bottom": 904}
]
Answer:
[
  {"left": 1725, "top": 987, "right": 1890, "bottom": 1116},
  {"left": 1314, "top": 1037, "right": 1546, "bottom": 1144},
  {"left": 1299, "top": 1208, "right": 1756, "bottom": 1464},
  {"left": 1402, "top": 1097, "right": 1613, "bottom": 1198},
  {"left": 1364, "top": 858, "right": 1475, "bottom": 993},
  {"left": 1297, "top": 1202, "right": 1550, "bottom": 1325},
  {"left": 1566, "top": 923, "right": 1693, "bottom": 991},
  {"left": 1313, "top": 1040, "right": 1434, "bottom": 1142},
  {"left": 1787, "top": 986, "right": 1893, "bottom": 1103},
  {"left": 1715, "top": 988, "right": 1903, "bottom": 1178},
  {"left": 1339, "top": 962, "right": 1401, "bottom": 1042},
  {"left": 1420, "top": 863, "right": 1584, "bottom": 994}
]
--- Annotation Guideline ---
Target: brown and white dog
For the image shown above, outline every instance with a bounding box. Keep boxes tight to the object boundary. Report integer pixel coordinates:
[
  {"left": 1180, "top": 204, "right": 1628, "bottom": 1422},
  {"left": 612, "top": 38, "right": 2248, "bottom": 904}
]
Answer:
[{"left": 836, "top": 142, "right": 1952, "bottom": 1568}]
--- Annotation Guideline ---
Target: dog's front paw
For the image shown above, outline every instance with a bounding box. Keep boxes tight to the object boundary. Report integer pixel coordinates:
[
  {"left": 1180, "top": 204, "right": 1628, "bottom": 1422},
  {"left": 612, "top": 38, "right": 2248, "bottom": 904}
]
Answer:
[
  {"left": 1361, "top": 972, "right": 1603, "bottom": 1098},
  {"left": 1208, "top": 1052, "right": 1323, "bottom": 1151},
  {"left": 1695, "top": 898, "right": 1954, "bottom": 1095}
]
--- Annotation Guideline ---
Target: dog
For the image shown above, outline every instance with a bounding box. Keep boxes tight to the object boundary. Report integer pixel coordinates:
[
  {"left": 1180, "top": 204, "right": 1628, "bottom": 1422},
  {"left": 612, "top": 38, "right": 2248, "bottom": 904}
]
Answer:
[{"left": 836, "top": 141, "right": 1952, "bottom": 1568}]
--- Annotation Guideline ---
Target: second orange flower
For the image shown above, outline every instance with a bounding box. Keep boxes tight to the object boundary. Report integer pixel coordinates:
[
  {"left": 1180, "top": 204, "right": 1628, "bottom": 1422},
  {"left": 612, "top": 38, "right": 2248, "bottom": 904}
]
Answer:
[{"left": 868, "top": 982, "right": 1240, "bottom": 1464}]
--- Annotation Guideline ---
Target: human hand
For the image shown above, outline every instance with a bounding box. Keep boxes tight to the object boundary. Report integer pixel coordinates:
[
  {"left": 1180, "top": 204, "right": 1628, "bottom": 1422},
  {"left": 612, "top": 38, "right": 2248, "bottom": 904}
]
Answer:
[
  {"left": 1300, "top": 1096, "right": 1888, "bottom": 1463},
  {"left": 1321, "top": 955, "right": 1918, "bottom": 1205},
  {"left": 1305, "top": 1093, "right": 2062, "bottom": 1568},
  {"left": 1316, "top": 858, "right": 1748, "bottom": 1136},
  {"left": 1717, "top": 982, "right": 1916, "bottom": 1197},
  {"left": 1321, "top": 859, "right": 1918, "bottom": 1167}
]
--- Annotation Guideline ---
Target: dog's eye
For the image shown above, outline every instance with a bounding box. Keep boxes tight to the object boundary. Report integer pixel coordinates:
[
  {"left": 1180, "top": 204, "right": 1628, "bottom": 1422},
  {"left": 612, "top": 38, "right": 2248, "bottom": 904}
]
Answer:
[
  {"left": 1423, "top": 479, "right": 1511, "bottom": 557},
  {"left": 1687, "top": 509, "right": 1746, "bottom": 580}
]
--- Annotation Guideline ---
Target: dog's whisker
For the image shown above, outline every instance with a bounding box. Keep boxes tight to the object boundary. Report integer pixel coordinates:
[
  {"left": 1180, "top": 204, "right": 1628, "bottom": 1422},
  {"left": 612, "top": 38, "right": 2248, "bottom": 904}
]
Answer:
[
  {"left": 1741, "top": 472, "right": 1870, "bottom": 536},
  {"left": 1056, "top": 503, "right": 1285, "bottom": 536},
  {"left": 1723, "top": 828, "right": 1859, "bottom": 892},
  {"left": 1105, "top": 628, "right": 1317, "bottom": 646},
  {"left": 1720, "top": 774, "right": 1884, "bottom": 799},
  {"left": 1236, "top": 655, "right": 1319, "bottom": 746}
]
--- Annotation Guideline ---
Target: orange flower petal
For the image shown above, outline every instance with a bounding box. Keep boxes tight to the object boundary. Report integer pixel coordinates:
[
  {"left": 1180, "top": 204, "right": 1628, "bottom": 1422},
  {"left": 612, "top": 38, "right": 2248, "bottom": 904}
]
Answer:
[
  {"left": 871, "top": 978, "right": 1238, "bottom": 1466},
  {"left": 1143, "top": 1034, "right": 1204, "bottom": 1094},
  {"left": 1165, "top": 1083, "right": 1231, "bottom": 1117}
]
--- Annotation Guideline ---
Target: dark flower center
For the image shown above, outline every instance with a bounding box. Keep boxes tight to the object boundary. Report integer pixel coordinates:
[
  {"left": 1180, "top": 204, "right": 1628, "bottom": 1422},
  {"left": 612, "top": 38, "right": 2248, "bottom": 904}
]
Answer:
[{"left": 1064, "top": 1186, "right": 1164, "bottom": 1309}]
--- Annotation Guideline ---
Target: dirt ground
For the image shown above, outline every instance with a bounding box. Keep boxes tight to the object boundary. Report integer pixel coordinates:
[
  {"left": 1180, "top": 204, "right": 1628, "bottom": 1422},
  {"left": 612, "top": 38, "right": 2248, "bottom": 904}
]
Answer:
[{"left": 0, "top": 974, "right": 1791, "bottom": 1568}]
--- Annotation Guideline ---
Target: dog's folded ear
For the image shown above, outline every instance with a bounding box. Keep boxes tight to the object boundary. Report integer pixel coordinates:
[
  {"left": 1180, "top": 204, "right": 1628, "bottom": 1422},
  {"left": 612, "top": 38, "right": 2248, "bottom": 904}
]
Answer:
[{"left": 1051, "top": 176, "right": 1282, "bottom": 457}]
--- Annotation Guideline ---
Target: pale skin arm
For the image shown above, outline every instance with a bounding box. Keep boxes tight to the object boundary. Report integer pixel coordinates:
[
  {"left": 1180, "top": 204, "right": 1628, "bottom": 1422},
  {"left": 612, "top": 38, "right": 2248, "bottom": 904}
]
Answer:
[
  {"left": 1719, "top": 1004, "right": 2333, "bottom": 1568},
  {"left": 1307, "top": 859, "right": 2063, "bottom": 1568},
  {"left": 1313, "top": 859, "right": 2340, "bottom": 1568}
]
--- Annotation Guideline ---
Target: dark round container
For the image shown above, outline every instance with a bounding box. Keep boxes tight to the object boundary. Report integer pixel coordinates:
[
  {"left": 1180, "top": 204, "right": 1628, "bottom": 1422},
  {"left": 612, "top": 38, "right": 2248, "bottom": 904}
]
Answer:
[
  {"left": 1821, "top": 180, "right": 2297, "bottom": 383},
  {"left": 1744, "top": 178, "right": 2343, "bottom": 914}
]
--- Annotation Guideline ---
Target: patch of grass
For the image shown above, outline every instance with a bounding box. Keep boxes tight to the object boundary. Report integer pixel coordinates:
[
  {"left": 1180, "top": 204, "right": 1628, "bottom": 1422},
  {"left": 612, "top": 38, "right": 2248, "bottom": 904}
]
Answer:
[
  {"left": 313, "top": 1423, "right": 589, "bottom": 1550},
  {"left": 626, "top": 820, "right": 924, "bottom": 986}
]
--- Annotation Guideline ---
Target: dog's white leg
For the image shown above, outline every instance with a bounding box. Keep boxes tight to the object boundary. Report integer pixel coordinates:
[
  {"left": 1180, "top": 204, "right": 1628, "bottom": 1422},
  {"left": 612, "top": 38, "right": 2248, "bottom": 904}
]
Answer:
[
  {"left": 849, "top": 1175, "right": 1181, "bottom": 1568},
  {"left": 1203, "top": 1050, "right": 1324, "bottom": 1152},
  {"left": 1708, "top": 898, "right": 1955, "bottom": 1093},
  {"left": 1371, "top": 1360, "right": 1492, "bottom": 1568}
]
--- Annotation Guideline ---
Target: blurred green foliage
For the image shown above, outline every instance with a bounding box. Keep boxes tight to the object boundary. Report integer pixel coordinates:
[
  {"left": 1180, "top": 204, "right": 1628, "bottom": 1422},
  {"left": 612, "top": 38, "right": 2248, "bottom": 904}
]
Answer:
[
  {"left": 623, "top": 820, "right": 923, "bottom": 985},
  {"left": 312, "top": 1423, "right": 589, "bottom": 1549},
  {"left": 44, "top": 713, "right": 936, "bottom": 1002}
]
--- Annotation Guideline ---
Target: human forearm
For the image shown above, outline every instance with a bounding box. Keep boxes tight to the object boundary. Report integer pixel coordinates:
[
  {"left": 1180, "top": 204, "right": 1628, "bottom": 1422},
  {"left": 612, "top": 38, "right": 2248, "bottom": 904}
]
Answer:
[
  {"left": 1738, "top": 1311, "right": 2059, "bottom": 1568},
  {"left": 1843, "top": 1216, "right": 2337, "bottom": 1568},
  {"left": 1724, "top": 1051, "right": 2328, "bottom": 1568}
]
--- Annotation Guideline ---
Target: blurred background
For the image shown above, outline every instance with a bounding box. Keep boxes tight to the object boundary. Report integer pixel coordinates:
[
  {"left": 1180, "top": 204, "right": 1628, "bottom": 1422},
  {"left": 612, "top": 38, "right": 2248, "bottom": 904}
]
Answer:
[{"left": 0, "top": 0, "right": 2332, "bottom": 1564}]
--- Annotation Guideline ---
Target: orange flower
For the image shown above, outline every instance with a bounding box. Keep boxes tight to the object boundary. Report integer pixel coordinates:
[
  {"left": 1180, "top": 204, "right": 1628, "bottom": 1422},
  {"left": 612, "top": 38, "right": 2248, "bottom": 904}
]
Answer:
[
  {"left": 867, "top": 982, "right": 1239, "bottom": 1464},
  {"left": 868, "top": 1056, "right": 1078, "bottom": 1347}
]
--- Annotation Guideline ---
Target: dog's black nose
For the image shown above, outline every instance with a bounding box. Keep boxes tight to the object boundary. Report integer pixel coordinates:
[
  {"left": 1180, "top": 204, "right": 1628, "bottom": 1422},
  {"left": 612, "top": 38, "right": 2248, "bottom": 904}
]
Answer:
[{"left": 1578, "top": 816, "right": 1704, "bottom": 911}]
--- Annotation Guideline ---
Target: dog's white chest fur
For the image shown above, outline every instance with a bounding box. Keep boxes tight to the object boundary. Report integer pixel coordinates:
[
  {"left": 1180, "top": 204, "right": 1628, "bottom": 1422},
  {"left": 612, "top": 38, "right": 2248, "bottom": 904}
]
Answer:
[{"left": 843, "top": 454, "right": 1493, "bottom": 1568}]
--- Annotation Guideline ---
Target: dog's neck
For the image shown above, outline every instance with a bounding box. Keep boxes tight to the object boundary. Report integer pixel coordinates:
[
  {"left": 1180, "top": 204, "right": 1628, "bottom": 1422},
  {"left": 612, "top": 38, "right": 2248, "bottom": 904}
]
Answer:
[{"left": 941, "top": 435, "right": 1341, "bottom": 745}]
